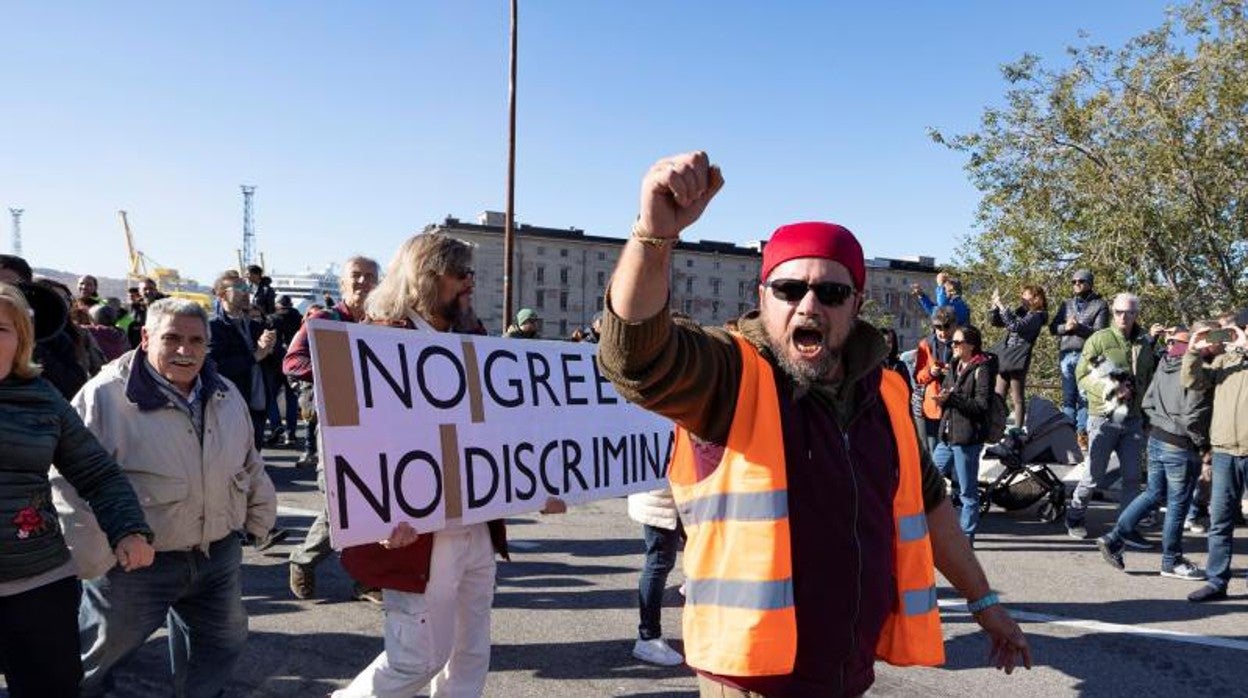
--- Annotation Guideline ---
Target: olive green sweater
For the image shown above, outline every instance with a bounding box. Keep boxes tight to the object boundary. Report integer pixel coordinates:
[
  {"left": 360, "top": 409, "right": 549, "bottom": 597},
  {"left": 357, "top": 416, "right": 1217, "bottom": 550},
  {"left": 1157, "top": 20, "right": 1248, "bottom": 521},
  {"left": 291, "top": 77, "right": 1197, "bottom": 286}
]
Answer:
[{"left": 596, "top": 306, "right": 946, "bottom": 510}]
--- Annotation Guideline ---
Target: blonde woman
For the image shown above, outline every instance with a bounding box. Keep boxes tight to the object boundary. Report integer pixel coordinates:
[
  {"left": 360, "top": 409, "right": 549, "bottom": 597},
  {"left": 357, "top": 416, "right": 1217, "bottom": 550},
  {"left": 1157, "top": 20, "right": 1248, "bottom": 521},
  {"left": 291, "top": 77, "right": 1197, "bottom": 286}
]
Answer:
[{"left": 0, "top": 282, "right": 154, "bottom": 697}]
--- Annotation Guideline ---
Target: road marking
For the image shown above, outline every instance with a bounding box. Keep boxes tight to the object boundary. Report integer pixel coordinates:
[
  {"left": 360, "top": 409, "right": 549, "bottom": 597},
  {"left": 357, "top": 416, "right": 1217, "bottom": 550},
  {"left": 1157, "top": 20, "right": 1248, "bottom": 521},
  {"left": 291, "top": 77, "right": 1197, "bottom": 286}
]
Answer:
[
  {"left": 277, "top": 505, "right": 321, "bottom": 518},
  {"left": 939, "top": 599, "right": 1248, "bottom": 652}
]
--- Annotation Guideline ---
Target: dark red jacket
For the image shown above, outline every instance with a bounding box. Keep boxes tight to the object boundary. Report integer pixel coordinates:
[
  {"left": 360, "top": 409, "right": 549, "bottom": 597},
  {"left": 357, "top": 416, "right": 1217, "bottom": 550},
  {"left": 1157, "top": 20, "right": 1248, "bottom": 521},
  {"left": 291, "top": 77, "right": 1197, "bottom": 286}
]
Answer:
[{"left": 282, "top": 302, "right": 357, "bottom": 383}]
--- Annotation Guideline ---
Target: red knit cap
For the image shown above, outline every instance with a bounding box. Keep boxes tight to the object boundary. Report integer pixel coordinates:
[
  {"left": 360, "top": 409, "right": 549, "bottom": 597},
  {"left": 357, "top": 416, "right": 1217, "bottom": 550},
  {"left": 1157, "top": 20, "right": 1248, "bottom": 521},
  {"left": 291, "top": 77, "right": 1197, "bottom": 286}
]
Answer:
[{"left": 760, "top": 222, "right": 866, "bottom": 290}]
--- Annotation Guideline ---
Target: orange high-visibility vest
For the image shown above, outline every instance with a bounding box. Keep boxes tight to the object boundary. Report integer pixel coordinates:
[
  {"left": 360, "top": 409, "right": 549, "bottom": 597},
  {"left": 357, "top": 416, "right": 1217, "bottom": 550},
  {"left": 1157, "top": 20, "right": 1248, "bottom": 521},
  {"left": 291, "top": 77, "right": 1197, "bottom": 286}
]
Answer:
[{"left": 669, "top": 335, "right": 944, "bottom": 677}]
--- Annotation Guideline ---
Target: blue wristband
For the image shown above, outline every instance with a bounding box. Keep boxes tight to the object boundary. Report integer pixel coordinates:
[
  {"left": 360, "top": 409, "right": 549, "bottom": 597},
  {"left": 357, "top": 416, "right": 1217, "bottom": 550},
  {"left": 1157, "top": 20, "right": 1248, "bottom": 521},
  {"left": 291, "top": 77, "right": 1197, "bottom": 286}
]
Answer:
[{"left": 966, "top": 592, "right": 999, "bottom": 613}]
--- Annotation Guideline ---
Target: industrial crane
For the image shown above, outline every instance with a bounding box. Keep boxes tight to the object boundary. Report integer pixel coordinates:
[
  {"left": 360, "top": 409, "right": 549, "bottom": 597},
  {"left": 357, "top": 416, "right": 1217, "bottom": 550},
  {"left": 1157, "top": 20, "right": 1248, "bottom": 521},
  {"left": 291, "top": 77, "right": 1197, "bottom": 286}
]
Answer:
[{"left": 119, "top": 210, "right": 213, "bottom": 309}]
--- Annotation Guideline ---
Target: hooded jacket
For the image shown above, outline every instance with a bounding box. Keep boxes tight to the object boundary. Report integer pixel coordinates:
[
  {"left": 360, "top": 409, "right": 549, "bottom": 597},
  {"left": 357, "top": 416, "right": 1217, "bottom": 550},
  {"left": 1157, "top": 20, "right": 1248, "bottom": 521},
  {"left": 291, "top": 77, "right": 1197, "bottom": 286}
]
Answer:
[
  {"left": 1143, "top": 354, "right": 1212, "bottom": 452},
  {"left": 598, "top": 307, "right": 946, "bottom": 696}
]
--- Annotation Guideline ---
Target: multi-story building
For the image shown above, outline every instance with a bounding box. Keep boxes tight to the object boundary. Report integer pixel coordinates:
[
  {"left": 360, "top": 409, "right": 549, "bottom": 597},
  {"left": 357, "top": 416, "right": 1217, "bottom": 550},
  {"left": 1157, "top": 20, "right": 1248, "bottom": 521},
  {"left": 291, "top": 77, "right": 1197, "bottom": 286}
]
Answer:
[
  {"left": 427, "top": 212, "right": 762, "bottom": 337},
  {"left": 427, "top": 212, "right": 942, "bottom": 348},
  {"left": 863, "top": 255, "right": 941, "bottom": 351}
]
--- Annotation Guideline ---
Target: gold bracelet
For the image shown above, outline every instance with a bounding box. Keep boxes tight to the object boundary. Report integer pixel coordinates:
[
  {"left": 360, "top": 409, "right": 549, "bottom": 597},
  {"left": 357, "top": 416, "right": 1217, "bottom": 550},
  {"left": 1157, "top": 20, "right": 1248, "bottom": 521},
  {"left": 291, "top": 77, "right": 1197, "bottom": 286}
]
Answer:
[{"left": 631, "top": 219, "right": 675, "bottom": 248}]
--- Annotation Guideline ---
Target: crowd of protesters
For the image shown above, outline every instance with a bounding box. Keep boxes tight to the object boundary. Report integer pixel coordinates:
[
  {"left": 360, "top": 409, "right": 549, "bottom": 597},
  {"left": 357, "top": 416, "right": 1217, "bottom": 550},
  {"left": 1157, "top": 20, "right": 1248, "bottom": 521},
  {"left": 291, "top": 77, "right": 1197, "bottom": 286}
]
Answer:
[
  {"left": 902, "top": 266, "right": 1248, "bottom": 605},
  {"left": 1, "top": 195, "right": 1246, "bottom": 697}
]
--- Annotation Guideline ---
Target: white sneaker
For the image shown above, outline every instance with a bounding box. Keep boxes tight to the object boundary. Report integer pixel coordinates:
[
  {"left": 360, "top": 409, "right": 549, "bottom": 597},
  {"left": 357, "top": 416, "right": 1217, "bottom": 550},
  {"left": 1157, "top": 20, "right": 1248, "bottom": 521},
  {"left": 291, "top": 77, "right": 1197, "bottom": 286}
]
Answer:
[{"left": 632, "top": 638, "right": 684, "bottom": 666}]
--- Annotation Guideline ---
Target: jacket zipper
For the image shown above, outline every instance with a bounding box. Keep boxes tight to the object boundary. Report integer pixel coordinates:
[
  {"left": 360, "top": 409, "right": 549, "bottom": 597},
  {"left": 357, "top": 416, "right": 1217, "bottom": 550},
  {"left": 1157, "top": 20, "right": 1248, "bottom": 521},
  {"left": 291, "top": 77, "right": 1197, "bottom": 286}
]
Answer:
[{"left": 836, "top": 427, "right": 862, "bottom": 693}]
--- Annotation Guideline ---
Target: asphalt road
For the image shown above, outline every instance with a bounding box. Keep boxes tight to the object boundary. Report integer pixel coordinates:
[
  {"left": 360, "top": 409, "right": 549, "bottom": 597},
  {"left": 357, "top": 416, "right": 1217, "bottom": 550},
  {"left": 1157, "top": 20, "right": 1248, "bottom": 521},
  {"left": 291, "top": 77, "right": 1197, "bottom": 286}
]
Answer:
[{"left": 5, "top": 447, "right": 1248, "bottom": 697}]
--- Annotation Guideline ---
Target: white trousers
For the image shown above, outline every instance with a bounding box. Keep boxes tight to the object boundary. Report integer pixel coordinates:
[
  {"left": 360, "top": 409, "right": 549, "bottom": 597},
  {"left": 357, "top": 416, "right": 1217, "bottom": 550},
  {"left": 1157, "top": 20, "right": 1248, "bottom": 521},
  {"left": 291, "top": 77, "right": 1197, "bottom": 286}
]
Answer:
[{"left": 334, "top": 523, "right": 497, "bottom": 698}]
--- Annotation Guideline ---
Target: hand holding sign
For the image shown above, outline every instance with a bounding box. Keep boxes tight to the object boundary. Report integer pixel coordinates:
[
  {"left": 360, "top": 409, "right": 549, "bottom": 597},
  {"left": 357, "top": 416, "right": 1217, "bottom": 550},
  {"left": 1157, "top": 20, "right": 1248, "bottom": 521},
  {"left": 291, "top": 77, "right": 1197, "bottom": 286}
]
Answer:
[
  {"left": 381, "top": 522, "right": 420, "bottom": 549},
  {"left": 539, "top": 497, "right": 567, "bottom": 515}
]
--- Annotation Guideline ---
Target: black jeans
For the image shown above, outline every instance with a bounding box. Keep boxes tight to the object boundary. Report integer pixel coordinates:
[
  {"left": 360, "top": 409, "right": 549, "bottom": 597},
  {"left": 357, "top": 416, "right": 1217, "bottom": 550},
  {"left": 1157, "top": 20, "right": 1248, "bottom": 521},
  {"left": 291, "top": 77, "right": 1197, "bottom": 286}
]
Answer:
[
  {"left": 638, "top": 523, "right": 682, "bottom": 640},
  {"left": 0, "top": 574, "right": 83, "bottom": 697}
]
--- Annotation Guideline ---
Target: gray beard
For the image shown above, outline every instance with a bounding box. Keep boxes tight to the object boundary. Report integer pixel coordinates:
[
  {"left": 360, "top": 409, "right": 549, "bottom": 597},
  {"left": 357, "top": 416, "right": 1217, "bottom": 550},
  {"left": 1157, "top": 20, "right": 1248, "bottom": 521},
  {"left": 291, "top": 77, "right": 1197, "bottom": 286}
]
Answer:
[{"left": 768, "top": 335, "right": 841, "bottom": 390}]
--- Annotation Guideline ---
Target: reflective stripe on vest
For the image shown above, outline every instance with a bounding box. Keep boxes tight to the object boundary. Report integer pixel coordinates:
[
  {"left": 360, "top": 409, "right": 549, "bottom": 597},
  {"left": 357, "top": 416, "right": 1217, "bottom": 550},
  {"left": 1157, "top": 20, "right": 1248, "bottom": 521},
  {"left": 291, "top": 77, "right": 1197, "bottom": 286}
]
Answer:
[
  {"left": 676, "top": 490, "right": 788, "bottom": 526},
  {"left": 875, "top": 368, "right": 945, "bottom": 666},
  {"left": 669, "top": 337, "right": 944, "bottom": 677},
  {"left": 669, "top": 335, "right": 795, "bottom": 678},
  {"left": 683, "top": 578, "right": 795, "bottom": 610}
]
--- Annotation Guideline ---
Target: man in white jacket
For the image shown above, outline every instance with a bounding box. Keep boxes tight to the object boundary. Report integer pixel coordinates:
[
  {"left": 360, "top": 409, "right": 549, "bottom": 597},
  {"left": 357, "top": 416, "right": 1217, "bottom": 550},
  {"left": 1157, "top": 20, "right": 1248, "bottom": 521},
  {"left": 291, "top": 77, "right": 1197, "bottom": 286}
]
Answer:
[{"left": 64, "top": 298, "right": 277, "bottom": 698}]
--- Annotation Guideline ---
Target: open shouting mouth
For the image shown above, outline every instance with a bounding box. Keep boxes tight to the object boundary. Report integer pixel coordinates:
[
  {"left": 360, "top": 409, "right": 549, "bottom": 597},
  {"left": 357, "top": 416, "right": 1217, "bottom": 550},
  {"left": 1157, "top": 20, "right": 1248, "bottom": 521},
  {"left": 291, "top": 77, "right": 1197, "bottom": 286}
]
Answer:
[{"left": 792, "top": 325, "right": 825, "bottom": 358}]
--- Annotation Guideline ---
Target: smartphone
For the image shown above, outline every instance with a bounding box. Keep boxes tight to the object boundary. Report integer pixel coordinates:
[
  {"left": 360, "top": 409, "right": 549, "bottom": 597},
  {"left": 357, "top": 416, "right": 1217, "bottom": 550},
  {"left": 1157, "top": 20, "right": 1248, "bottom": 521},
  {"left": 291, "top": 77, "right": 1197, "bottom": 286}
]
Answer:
[{"left": 1206, "top": 328, "right": 1236, "bottom": 344}]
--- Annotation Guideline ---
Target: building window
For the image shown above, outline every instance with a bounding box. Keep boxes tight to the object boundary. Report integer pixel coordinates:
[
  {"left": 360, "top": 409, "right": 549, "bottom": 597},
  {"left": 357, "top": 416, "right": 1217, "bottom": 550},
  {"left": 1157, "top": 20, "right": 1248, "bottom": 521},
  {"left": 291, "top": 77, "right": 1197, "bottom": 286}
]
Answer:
[
  {"left": 559, "top": 291, "right": 568, "bottom": 311},
  {"left": 559, "top": 320, "right": 567, "bottom": 336},
  {"left": 685, "top": 277, "right": 694, "bottom": 293},
  {"left": 560, "top": 249, "right": 568, "bottom": 258},
  {"left": 884, "top": 292, "right": 894, "bottom": 309},
  {"left": 596, "top": 296, "right": 604, "bottom": 311},
  {"left": 739, "top": 263, "right": 746, "bottom": 271},
  {"left": 536, "top": 265, "right": 545, "bottom": 285},
  {"left": 714, "top": 261, "right": 721, "bottom": 270},
  {"left": 597, "top": 251, "right": 606, "bottom": 261},
  {"left": 738, "top": 280, "right": 747, "bottom": 297},
  {"left": 560, "top": 267, "right": 569, "bottom": 284},
  {"left": 682, "top": 299, "right": 693, "bottom": 314},
  {"left": 537, "top": 246, "right": 546, "bottom": 256},
  {"left": 738, "top": 302, "right": 749, "bottom": 314},
  {"left": 686, "top": 259, "right": 694, "bottom": 268},
  {"left": 712, "top": 300, "right": 720, "bottom": 316},
  {"left": 597, "top": 271, "right": 606, "bottom": 287},
  {"left": 535, "top": 291, "right": 545, "bottom": 309},
  {"left": 710, "top": 277, "right": 721, "bottom": 295}
]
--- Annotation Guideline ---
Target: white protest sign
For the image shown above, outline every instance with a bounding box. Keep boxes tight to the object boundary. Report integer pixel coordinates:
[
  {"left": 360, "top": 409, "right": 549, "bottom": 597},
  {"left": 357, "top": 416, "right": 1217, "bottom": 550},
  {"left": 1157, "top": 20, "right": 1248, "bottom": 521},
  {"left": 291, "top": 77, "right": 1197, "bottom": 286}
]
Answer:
[{"left": 306, "top": 319, "right": 674, "bottom": 548}]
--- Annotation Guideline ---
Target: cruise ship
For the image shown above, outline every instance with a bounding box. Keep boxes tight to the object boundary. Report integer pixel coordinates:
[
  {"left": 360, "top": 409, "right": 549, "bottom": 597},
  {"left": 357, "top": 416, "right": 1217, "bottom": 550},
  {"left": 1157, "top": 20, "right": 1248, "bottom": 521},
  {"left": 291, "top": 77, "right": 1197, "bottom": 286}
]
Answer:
[{"left": 269, "top": 266, "right": 339, "bottom": 310}]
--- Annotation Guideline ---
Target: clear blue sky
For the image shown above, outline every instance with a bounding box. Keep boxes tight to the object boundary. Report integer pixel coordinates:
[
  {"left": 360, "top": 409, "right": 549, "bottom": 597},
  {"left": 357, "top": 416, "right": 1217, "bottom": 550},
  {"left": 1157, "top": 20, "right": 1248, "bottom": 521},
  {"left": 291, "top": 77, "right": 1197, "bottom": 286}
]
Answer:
[{"left": 2, "top": 1, "right": 1177, "bottom": 287}]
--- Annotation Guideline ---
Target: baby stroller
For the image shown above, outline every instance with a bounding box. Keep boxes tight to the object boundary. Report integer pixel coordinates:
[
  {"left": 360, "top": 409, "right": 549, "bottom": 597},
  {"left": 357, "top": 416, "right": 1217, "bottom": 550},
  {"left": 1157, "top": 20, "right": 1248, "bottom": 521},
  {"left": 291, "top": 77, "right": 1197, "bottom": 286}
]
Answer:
[{"left": 979, "top": 397, "right": 1079, "bottom": 522}]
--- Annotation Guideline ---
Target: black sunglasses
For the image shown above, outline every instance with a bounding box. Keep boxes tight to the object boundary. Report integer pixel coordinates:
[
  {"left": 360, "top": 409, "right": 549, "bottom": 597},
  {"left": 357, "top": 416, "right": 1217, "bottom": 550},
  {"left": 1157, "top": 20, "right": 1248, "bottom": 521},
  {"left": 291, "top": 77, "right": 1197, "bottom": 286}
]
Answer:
[
  {"left": 933, "top": 322, "right": 952, "bottom": 331},
  {"left": 766, "top": 279, "right": 855, "bottom": 307},
  {"left": 448, "top": 267, "right": 475, "bottom": 281},
  {"left": 951, "top": 339, "right": 965, "bottom": 345}
]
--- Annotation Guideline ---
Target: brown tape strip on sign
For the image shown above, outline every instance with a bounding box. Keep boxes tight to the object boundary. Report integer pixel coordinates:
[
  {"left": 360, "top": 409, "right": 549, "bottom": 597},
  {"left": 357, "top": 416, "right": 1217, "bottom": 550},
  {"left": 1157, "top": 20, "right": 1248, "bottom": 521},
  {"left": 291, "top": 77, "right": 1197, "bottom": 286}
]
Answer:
[
  {"left": 440, "top": 423, "right": 463, "bottom": 520},
  {"left": 461, "top": 339, "right": 485, "bottom": 424},
  {"left": 312, "top": 328, "right": 360, "bottom": 427}
]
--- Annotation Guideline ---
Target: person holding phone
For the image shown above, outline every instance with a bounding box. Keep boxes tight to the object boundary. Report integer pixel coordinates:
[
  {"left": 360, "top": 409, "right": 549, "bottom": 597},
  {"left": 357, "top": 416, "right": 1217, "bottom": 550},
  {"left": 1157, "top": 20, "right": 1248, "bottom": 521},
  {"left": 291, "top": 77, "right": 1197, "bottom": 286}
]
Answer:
[
  {"left": 931, "top": 325, "right": 997, "bottom": 542},
  {"left": 914, "top": 306, "right": 959, "bottom": 454},
  {"left": 912, "top": 272, "right": 970, "bottom": 327},
  {"left": 1182, "top": 310, "right": 1248, "bottom": 602}
]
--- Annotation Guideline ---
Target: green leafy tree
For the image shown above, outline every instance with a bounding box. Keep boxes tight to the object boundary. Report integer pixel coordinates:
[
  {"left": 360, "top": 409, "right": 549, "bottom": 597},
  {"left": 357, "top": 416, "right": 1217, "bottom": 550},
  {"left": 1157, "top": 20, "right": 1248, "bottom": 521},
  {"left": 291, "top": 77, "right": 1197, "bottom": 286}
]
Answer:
[{"left": 933, "top": 0, "right": 1248, "bottom": 337}]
